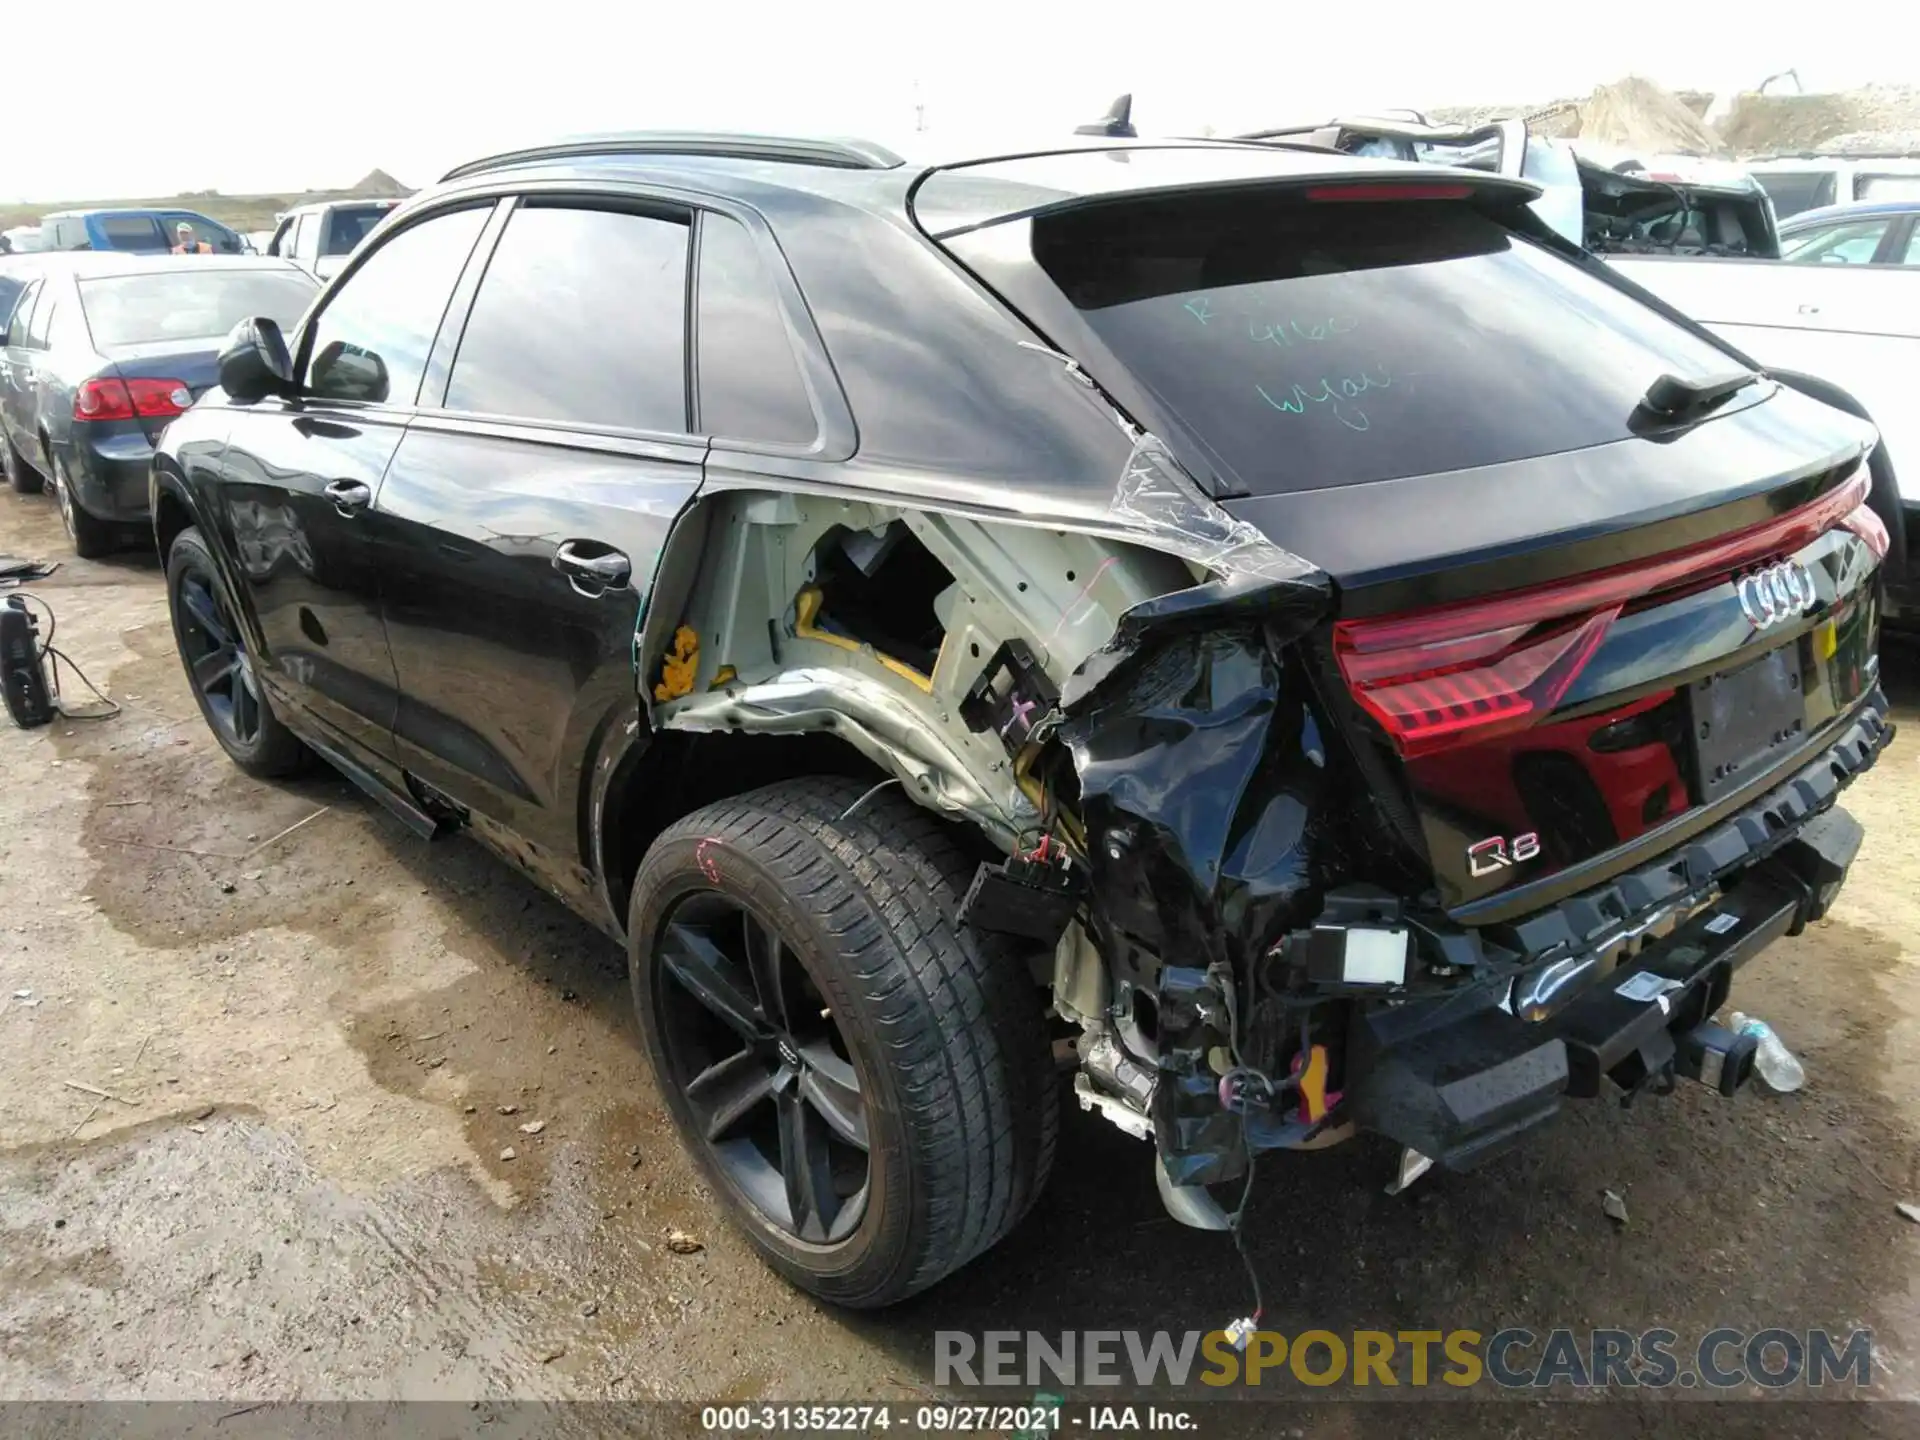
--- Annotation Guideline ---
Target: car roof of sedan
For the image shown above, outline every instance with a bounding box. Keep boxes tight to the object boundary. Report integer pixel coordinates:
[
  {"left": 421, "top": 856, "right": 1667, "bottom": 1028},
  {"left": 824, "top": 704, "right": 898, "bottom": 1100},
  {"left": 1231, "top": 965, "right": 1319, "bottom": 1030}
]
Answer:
[
  {"left": 1783, "top": 197, "right": 1920, "bottom": 229},
  {"left": 431, "top": 129, "right": 1538, "bottom": 232},
  {"left": 6, "top": 253, "right": 314, "bottom": 282}
]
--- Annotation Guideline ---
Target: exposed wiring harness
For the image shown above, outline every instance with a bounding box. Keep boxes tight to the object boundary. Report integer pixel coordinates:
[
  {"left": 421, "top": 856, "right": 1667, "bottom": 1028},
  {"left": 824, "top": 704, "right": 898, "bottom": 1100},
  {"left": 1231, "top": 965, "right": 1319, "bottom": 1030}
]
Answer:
[{"left": 10, "top": 593, "right": 120, "bottom": 721}]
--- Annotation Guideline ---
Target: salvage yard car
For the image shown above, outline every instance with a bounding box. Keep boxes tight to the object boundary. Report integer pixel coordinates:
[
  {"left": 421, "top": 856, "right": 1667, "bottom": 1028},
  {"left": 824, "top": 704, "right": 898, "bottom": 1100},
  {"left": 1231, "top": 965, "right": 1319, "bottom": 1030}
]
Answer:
[
  {"left": 266, "top": 198, "right": 403, "bottom": 279},
  {"left": 1241, "top": 113, "right": 1782, "bottom": 258},
  {"left": 1606, "top": 248, "right": 1919, "bottom": 621},
  {"left": 151, "top": 132, "right": 1892, "bottom": 1307},
  {"left": 1, "top": 254, "right": 317, "bottom": 554}
]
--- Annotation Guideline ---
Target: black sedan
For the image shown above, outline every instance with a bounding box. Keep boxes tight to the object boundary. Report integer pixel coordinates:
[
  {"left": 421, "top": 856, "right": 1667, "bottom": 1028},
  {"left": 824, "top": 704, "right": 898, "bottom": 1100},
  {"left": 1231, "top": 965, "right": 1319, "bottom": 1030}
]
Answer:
[{"left": 0, "top": 254, "right": 316, "bottom": 555}]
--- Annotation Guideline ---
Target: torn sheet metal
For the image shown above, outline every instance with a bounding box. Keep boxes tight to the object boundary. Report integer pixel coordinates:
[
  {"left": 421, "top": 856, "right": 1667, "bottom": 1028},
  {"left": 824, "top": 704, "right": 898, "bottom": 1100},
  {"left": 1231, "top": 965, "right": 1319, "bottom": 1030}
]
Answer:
[
  {"left": 1064, "top": 436, "right": 1331, "bottom": 712},
  {"left": 1109, "top": 434, "right": 1318, "bottom": 585},
  {"left": 665, "top": 666, "right": 1038, "bottom": 850},
  {"left": 1060, "top": 623, "right": 1336, "bottom": 1185}
]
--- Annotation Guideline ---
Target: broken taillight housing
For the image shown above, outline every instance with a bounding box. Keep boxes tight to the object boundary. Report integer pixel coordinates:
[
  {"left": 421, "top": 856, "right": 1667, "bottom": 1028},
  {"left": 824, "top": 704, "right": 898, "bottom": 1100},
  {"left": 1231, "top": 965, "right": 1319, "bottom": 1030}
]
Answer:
[{"left": 1334, "top": 463, "right": 1876, "bottom": 759}]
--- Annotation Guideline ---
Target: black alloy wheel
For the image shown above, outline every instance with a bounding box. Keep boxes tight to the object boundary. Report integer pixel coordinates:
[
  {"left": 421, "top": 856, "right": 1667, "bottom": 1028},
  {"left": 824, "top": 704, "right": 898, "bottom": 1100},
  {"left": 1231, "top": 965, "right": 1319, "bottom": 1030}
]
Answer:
[
  {"left": 177, "top": 566, "right": 264, "bottom": 751},
  {"left": 165, "top": 526, "right": 309, "bottom": 778},
  {"left": 654, "top": 891, "right": 871, "bottom": 1244},
  {"left": 627, "top": 777, "right": 1059, "bottom": 1307}
]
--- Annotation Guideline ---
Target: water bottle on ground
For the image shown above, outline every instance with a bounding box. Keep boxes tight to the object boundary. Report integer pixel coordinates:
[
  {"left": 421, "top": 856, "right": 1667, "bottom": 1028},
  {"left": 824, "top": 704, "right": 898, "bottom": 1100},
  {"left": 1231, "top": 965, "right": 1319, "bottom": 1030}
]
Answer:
[{"left": 1728, "top": 1011, "right": 1806, "bottom": 1093}]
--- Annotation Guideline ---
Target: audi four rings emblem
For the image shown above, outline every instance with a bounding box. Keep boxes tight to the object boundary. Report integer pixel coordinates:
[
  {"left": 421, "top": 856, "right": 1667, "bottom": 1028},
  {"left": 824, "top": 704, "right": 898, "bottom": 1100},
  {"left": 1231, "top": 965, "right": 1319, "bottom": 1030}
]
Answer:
[{"left": 1737, "top": 560, "right": 1816, "bottom": 630}]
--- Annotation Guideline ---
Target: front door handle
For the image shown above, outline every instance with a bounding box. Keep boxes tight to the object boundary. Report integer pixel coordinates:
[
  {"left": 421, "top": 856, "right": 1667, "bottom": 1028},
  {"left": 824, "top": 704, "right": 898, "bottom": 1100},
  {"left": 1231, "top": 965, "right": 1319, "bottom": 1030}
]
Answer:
[
  {"left": 324, "top": 478, "right": 372, "bottom": 517},
  {"left": 553, "top": 541, "right": 631, "bottom": 596}
]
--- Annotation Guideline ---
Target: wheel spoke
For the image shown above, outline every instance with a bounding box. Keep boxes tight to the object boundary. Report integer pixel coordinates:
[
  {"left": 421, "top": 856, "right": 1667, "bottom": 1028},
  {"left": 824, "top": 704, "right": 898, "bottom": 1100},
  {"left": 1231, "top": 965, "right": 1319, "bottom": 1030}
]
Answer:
[
  {"left": 776, "top": 1088, "right": 838, "bottom": 1242},
  {"left": 742, "top": 913, "right": 789, "bottom": 1030},
  {"left": 180, "top": 581, "right": 231, "bottom": 647},
  {"left": 798, "top": 1044, "right": 867, "bottom": 1150},
  {"left": 685, "top": 1048, "right": 777, "bottom": 1142},
  {"left": 235, "top": 675, "right": 257, "bottom": 741},
  {"left": 660, "top": 922, "right": 768, "bottom": 1041},
  {"left": 192, "top": 644, "right": 239, "bottom": 693}
]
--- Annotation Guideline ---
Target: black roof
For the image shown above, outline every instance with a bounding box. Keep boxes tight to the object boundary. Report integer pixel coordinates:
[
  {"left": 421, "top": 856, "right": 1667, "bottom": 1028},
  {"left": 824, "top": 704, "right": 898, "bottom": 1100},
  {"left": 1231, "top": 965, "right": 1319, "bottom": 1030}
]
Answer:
[{"left": 425, "top": 130, "right": 1540, "bottom": 239}]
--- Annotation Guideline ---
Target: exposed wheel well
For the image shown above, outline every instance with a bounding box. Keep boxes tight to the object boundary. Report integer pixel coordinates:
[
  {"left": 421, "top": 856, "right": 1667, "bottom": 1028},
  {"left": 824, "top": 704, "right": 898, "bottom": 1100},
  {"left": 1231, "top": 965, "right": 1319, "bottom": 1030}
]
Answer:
[
  {"left": 154, "top": 486, "right": 194, "bottom": 562},
  {"left": 599, "top": 728, "right": 922, "bottom": 935}
]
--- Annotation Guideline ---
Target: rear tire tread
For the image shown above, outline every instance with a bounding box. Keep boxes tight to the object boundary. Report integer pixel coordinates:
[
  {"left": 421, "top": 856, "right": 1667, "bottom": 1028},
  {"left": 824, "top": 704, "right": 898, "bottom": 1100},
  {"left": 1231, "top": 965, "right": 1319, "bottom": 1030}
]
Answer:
[{"left": 633, "top": 775, "right": 1057, "bottom": 1306}]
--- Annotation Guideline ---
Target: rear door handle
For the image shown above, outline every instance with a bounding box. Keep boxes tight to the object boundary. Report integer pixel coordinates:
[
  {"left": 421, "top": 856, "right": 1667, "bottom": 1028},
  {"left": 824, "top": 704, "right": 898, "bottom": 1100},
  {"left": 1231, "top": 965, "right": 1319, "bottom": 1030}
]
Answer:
[
  {"left": 553, "top": 541, "right": 631, "bottom": 596},
  {"left": 324, "top": 478, "right": 372, "bottom": 517}
]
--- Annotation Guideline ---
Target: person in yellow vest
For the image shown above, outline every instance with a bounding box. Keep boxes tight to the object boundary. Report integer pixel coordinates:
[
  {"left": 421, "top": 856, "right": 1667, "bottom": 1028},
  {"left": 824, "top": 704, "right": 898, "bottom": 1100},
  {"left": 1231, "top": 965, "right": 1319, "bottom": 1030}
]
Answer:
[{"left": 171, "top": 222, "right": 212, "bottom": 254}]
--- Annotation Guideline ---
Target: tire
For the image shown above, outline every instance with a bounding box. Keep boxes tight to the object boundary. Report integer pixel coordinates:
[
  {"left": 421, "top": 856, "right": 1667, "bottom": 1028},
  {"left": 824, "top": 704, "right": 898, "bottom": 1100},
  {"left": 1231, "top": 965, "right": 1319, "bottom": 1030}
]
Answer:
[
  {"left": 628, "top": 776, "right": 1058, "bottom": 1307},
  {"left": 165, "top": 526, "right": 309, "bottom": 778},
  {"left": 50, "top": 451, "right": 117, "bottom": 559},
  {"left": 2, "top": 432, "right": 43, "bottom": 494}
]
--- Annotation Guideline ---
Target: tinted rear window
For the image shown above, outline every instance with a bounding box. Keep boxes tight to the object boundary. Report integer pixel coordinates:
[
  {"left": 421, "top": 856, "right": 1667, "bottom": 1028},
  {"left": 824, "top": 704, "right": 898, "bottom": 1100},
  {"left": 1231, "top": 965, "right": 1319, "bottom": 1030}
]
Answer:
[
  {"left": 79, "top": 270, "right": 316, "bottom": 346},
  {"left": 1033, "top": 193, "right": 1735, "bottom": 493},
  {"left": 323, "top": 205, "right": 392, "bottom": 256},
  {"left": 1755, "top": 172, "right": 1837, "bottom": 218}
]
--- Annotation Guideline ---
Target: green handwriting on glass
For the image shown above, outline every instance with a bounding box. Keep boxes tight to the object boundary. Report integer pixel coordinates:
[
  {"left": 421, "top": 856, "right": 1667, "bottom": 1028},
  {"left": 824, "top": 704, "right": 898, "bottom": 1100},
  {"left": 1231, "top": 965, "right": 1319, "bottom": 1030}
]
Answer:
[
  {"left": 1256, "top": 369, "right": 1392, "bottom": 432},
  {"left": 1248, "top": 315, "right": 1357, "bottom": 347},
  {"left": 1179, "top": 295, "right": 1355, "bottom": 346}
]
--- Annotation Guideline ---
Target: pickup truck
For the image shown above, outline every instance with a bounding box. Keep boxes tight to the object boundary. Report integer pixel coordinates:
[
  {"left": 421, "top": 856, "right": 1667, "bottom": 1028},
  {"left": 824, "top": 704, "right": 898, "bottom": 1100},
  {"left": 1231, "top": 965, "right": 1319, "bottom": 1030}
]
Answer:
[
  {"left": 1609, "top": 255, "right": 1920, "bottom": 616},
  {"left": 264, "top": 199, "right": 401, "bottom": 279}
]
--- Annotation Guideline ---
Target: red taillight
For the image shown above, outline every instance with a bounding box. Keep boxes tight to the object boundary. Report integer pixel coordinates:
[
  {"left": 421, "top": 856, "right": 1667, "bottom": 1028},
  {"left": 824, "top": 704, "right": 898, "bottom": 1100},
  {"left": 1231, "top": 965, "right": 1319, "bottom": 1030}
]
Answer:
[
  {"left": 1335, "top": 464, "right": 1874, "bottom": 758},
  {"left": 1305, "top": 182, "right": 1474, "bottom": 202},
  {"left": 74, "top": 377, "right": 191, "bottom": 422}
]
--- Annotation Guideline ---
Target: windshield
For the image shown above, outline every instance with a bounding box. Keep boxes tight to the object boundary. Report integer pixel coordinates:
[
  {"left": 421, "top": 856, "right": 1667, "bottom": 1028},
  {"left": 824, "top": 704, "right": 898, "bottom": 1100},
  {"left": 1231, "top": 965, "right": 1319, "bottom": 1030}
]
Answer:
[
  {"left": 78, "top": 270, "right": 317, "bottom": 347},
  {"left": 323, "top": 205, "right": 392, "bottom": 257},
  {"left": 1031, "top": 192, "right": 1736, "bottom": 493}
]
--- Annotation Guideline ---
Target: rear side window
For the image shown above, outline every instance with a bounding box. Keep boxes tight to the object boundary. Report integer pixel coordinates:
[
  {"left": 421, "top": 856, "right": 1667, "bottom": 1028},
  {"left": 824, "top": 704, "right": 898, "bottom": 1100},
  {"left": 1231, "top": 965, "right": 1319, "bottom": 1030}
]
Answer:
[
  {"left": 1857, "top": 174, "right": 1920, "bottom": 203},
  {"left": 695, "top": 213, "right": 815, "bottom": 445},
  {"left": 306, "top": 206, "right": 489, "bottom": 406},
  {"left": 5, "top": 282, "right": 39, "bottom": 346},
  {"left": 1782, "top": 217, "right": 1893, "bottom": 265},
  {"left": 98, "top": 216, "right": 167, "bottom": 252},
  {"left": 446, "top": 203, "right": 690, "bottom": 433},
  {"left": 80, "top": 271, "right": 317, "bottom": 347},
  {"left": 1756, "top": 172, "right": 1837, "bottom": 218},
  {"left": 1032, "top": 192, "right": 1737, "bottom": 493},
  {"left": 26, "top": 295, "right": 56, "bottom": 349}
]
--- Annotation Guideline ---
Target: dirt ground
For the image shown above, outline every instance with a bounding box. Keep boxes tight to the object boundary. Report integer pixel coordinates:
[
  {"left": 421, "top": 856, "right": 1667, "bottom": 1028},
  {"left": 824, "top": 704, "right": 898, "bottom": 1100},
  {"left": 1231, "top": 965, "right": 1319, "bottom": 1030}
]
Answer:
[{"left": 5, "top": 485, "right": 1920, "bottom": 1432}]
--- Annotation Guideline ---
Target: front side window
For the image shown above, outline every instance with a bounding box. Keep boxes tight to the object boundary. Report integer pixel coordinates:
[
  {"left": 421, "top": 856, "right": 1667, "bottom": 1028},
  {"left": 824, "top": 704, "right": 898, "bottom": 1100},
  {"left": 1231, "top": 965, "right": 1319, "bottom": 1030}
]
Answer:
[
  {"left": 304, "top": 206, "right": 489, "bottom": 406},
  {"left": 445, "top": 203, "right": 690, "bottom": 432},
  {"left": 1782, "top": 218, "right": 1892, "bottom": 264}
]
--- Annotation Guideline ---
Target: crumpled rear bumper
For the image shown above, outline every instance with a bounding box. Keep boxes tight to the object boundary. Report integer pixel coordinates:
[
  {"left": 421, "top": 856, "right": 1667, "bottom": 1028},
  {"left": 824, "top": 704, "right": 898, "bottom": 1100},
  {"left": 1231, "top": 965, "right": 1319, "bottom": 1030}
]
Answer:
[{"left": 1343, "top": 697, "right": 1889, "bottom": 1171}]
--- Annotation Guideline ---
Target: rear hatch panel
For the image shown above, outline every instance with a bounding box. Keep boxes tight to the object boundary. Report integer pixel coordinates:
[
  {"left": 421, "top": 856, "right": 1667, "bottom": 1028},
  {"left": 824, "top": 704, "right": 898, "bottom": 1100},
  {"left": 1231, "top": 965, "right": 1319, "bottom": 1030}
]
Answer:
[{"left": 931, "top": 170, "right": 1884, "bottom": 923}]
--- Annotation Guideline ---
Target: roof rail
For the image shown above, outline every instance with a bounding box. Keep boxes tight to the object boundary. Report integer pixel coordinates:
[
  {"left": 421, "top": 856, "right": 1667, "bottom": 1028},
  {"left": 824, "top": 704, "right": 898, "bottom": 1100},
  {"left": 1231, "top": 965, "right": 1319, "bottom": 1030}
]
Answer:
[{"left": 440, "top": 131, "right": 905, "bottom": 183}]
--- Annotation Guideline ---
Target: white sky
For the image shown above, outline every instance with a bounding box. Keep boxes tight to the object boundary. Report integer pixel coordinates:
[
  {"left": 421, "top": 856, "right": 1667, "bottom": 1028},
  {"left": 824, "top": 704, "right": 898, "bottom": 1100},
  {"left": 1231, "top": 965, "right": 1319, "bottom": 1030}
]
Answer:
[{"left": 8, "top": 1, "right": 1918, "bottom": 201}]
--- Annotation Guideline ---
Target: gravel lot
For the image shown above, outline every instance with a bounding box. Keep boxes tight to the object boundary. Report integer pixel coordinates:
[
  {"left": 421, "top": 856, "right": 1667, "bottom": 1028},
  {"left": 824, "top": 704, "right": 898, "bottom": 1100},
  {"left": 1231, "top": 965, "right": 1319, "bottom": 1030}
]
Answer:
[{"left": 4, "top": 485, "right": 1920, "bottom": 1433}]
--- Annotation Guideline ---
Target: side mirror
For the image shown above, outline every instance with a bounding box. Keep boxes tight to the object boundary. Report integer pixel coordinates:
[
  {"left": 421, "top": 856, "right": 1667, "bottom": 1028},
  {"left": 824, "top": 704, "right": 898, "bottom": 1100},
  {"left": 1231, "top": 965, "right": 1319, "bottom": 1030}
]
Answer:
[{"left": 218, "top": 316, "right": 294, "bottom": 403}]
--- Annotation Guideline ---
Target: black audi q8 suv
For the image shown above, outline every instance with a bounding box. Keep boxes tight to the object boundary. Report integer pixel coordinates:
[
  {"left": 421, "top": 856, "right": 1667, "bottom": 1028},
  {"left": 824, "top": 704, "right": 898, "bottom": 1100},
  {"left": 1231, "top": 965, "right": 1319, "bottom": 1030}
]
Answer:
[{"left": 152, "top": 131, "right": 1891, "bottom": 1306}]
